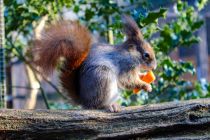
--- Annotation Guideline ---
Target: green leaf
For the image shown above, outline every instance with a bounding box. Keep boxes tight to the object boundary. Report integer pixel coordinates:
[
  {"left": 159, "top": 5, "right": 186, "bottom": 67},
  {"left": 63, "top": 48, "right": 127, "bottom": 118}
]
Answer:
[
  {"left": 140, "top": 8, "right": 167, "bottom": 26},
  {"left": 177, "top": 0, "right": 183, "bottom": 11},
  {"left": 191, "top": 20, "right": 204, "bottom": 31},
  {"left": 85, "top": 9, "right": 95, "bottom": 20},
  {"left": 73, "top": 5, "right": 80, "bottom": 13},
  {"left": 196, "top": 0, "right": 208, "bottom": 11}
]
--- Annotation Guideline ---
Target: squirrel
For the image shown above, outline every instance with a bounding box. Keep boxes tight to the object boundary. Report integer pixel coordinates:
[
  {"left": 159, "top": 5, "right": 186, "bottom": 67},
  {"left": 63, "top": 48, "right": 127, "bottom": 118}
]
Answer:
[{"left": 34, "top": 15, "right": 157, "bottom": 112}]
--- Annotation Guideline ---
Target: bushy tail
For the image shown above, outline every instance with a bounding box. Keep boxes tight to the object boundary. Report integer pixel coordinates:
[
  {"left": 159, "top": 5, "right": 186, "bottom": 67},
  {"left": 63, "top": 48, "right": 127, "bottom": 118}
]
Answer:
[
  {"left": 34, "top": 21, "right": 92, "bottom": 104},
  {"left": 34, "top": 20, "right": 92, "bottom": 75}
]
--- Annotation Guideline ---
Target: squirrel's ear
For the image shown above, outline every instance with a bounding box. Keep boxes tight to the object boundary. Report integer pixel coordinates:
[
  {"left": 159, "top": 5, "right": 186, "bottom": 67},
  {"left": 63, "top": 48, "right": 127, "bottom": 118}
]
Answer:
[{"left": 122, "top": 15, "right": 143, "bottom": 39}]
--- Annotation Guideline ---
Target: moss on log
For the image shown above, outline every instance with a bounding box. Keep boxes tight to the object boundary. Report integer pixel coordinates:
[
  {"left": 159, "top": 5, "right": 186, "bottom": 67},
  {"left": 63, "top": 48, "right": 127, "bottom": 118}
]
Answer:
[{"left": 0, "top": 99, "right": 210, "bottom": 139}]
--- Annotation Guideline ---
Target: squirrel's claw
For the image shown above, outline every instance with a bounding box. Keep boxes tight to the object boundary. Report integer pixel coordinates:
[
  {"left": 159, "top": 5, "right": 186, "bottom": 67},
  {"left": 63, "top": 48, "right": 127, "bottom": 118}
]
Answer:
[{"left": 107, "top": 103, "right": 121, "bottom": 113}]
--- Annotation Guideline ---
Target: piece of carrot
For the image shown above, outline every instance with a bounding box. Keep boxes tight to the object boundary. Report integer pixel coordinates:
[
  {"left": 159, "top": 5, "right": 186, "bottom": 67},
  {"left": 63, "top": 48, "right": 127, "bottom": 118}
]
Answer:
[
  {"left": 141, "top": 71, "right": 156, "bottom": 84},
  {"left": 133, "top": 71, "right": 156, "bottom": 94},
  {"left": 133, "top": 88, "right": 140, "bottom": 94}
]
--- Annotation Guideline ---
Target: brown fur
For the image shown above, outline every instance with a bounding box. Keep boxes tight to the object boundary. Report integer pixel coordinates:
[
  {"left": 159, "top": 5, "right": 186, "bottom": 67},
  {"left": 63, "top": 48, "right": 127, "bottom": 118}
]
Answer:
[
  {"left": 34, "top": 21, "right": 92, "bottom": 103},
  {"left": 60, "top": 67, "right": 80, "bottom": 104},
  {"left": 33, "top": 15, "right": 156, "bottom": 110},
  {"left": 34, "top": 21, "right": 92, "bottom": 75}
]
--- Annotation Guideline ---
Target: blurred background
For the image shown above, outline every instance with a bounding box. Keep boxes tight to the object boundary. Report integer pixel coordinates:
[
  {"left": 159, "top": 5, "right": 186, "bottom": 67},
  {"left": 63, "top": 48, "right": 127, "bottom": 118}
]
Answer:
[{"left": 1, "top": 0, "right": 210, "bottom": 109}]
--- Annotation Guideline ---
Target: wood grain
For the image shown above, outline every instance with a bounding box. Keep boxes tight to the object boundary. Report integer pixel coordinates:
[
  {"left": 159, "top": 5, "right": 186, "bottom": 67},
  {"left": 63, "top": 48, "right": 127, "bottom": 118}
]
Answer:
[{"left": 0, "top": 99, "right": 210, "bottom": 139}]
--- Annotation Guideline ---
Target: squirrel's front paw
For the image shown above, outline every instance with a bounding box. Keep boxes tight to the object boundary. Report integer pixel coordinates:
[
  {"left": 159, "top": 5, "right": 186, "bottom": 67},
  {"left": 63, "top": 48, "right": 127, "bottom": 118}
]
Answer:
[
  {"left": 142, "top": 83, "right": 152, "bottom": 92},
  {"left": 107, "top": 103, "right": 121, "bottom": 113}
]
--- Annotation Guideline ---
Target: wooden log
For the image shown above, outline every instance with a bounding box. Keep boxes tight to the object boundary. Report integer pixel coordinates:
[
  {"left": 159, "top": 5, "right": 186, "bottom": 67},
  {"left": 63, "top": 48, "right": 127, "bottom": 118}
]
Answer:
[{"left": 0, "top": 99, "right": 210, "bottom": 139}]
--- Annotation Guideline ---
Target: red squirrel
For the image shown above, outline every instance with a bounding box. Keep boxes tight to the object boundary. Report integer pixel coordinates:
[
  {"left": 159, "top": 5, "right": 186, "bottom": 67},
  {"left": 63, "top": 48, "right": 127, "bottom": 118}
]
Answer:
[{"left": 34, "top": 15, "right": 157, "bottom": 112}]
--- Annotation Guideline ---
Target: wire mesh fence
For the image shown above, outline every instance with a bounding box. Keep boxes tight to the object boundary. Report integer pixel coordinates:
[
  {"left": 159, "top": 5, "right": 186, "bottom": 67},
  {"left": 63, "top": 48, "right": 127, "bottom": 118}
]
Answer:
[{"left": 0, "top": 0, "right": 6, "bottom": 108}]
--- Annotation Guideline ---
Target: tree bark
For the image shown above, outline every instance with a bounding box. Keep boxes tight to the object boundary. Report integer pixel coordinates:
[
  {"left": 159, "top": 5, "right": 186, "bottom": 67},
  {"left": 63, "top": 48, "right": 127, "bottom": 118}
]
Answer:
[{"left": 0, "top": 99, "right": 210, "bottom": 140}]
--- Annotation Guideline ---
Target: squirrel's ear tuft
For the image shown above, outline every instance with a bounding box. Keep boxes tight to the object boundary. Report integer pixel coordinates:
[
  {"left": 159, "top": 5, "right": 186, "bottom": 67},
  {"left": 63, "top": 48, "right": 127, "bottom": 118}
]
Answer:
[{"left": 122, "top": 14, "right": 143, "bottom": 39}]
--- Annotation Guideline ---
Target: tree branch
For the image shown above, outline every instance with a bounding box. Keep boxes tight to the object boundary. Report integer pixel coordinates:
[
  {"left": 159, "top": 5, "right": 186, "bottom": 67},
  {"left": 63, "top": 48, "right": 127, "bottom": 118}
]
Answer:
[{"left": 0, "top": 99, "right": 210, "bottom": 139}]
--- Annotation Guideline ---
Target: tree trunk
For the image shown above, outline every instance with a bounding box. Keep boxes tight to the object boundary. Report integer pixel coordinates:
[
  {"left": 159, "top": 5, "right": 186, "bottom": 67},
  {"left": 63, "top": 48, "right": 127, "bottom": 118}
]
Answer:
[{"left": 0, "top": 99, "right": 210, "bottom": 139}]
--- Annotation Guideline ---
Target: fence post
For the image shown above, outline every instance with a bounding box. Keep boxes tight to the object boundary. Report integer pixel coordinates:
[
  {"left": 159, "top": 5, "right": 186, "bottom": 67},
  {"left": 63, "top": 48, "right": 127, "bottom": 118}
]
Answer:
[{"left": 196, "top": 18, "right": 209, "bottom": 81}]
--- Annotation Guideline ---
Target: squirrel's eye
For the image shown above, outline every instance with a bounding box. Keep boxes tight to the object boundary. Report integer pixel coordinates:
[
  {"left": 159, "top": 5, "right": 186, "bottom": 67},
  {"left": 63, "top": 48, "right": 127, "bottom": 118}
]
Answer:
[
  {"left": 143, "top": 52, "right": 150, "bottom": 59},
  {"left": 128, "top": 44, "right": 136, "bottom": 48}
]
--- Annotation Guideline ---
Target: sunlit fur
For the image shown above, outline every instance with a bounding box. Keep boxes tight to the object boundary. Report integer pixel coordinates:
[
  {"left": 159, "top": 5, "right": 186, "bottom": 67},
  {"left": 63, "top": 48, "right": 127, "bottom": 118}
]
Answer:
[
  {"left": 34, "top": 15, "right": 157, "bottom": 109},
  {"left": 34, "top": 21, "right": 92, "bottom": 75}
]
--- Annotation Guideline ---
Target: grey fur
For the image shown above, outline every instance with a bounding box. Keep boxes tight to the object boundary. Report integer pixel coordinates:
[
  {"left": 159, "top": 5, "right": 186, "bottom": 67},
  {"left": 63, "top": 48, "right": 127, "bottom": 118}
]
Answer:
[
  {"left": 34, "top": 15, "right": 156, "bottom": 111},
  {"left": 78, "top": 15, "right": 156, "bottom": 110},
  {"left": 79, "top": 42, "right": 156, "bottom": 109}
]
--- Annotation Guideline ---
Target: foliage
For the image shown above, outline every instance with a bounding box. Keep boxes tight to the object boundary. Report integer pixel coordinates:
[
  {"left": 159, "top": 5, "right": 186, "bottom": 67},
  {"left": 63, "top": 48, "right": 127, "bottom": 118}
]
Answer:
[
  {"left": 71, "top": 0, "right": 210, "bottom": 106},
  {"left": 4, "top": 0, "right": 210, "bottom": 109},
  {"left": 120, "top": 0, "right": 210, "bottom": 106},
  {"left": 4, "top": 0, "right": 73, "bottom": 109},
  {"left": 4, "top": 0, "right": 73, "bottom": 61}
]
